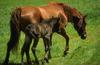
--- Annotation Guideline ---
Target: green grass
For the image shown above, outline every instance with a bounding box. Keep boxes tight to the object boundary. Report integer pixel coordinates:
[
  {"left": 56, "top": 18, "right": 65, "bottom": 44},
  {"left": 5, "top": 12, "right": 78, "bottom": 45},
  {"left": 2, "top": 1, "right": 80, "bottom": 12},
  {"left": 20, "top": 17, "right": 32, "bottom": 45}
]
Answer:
[{"left": 0, "top": 0, "right": 100, "bottom": 65}]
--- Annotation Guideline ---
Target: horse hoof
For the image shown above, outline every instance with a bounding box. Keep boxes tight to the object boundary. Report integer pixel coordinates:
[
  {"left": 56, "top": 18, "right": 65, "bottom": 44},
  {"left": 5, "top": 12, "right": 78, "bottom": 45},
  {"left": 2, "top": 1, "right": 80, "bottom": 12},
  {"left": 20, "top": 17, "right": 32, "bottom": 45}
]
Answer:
[
  {"left": 63, "top": 51, "right": 68, "bottom": 57},
  {"left": 48, "top": 55, "right": 52, "bottom": 59},
  {"left": 40, "top": 60, "right": 44, "bottom": 65},
  {"left": 2, "top": 63, "right": 8, "bottom": 65},
  {"left": 34, "top": 60, "right": 39, "bottom": 65},
  {"left": 28, "top": 61, "right": 32, "bottom": 65},
  {"left": 21, "top": 62, "right": 24, "bottom": 65},
  {"left": 44, "top": 58, "right": 49, "bottom": 63},
  {"left": 2, "top": 61, "right": 9, "bottom": 65}
]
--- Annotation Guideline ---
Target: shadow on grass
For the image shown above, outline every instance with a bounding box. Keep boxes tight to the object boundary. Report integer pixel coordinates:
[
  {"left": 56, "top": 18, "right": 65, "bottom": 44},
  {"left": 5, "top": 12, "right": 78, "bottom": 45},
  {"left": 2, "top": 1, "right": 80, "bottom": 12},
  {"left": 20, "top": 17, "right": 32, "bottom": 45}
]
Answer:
[
  {"left": 6, "top": 63, "right": 21, "bottom": 65},
  {"left": 0, "top": 62, "right": 28, "bottom": 65},
  {"left": 0, "top": 60, "right": 46, "bottom": 65},
  {"left": 0, "top": 63, "right": 21, "bottom": 65}
]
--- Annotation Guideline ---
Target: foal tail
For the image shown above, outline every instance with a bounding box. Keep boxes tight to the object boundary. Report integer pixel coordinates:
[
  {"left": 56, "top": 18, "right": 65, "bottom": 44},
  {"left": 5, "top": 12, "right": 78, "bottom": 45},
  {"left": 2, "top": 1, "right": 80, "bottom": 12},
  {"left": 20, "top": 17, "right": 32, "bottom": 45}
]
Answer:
[{"left": 8, "top": 8, "right": 21, "bottom": 52}]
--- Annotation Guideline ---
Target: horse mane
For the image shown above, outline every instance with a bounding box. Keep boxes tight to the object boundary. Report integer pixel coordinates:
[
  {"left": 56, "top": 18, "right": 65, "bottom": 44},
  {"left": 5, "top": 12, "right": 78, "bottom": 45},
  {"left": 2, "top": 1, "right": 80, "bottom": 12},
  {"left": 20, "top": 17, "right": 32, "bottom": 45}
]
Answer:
[
  {"left": 49, "top": 2, "right": 83, "bottom": 21},
  {"left": 71, "top": 8, "right": 83, "bottom": 18}
]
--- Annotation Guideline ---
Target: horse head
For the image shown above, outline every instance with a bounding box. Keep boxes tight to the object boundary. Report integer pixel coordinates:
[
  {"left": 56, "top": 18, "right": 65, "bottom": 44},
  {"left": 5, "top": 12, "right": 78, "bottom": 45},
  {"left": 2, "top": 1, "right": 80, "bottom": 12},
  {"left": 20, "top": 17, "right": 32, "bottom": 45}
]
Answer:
[
  {"left": 25, "top": 24, "right": 39, "bottom": 39},
  {"left": 56, "top": 3, "right": 87, "bottom": 39},
  {"left": 49, "top": 2, "right": 87, "bottom": 39},
  {"left": 72, "top": 14, "right": 87, "bottom": 39}
]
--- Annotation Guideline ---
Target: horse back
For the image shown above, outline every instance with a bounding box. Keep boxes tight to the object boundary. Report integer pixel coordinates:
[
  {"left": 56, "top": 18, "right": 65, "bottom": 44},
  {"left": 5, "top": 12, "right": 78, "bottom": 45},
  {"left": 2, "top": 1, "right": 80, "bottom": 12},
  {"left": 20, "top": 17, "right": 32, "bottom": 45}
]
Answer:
[
  {"left": 38, "top": 5, "right": 68, "bottom": 29},
  {"left": 13, "top": 6, "right": 42, "bottom": 31},
  {"left": 20, "top": 6, "right": 42, "bottom": 23},
  {"left": 12, "top": 4, "right": 68, "bottom": 31}
]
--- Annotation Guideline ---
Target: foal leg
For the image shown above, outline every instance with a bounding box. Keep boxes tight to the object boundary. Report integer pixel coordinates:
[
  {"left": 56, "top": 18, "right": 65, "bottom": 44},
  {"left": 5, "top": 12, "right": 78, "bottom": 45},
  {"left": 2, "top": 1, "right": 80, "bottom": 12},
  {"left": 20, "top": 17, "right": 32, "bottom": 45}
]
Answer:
[
  {"left": 48, "top": 35, "right": 52, "bottom": 59},
  {"left": 43, "top": 34, "right": 52, "bottom": 60},
  {"left": 31, "top": 38, "right": 39, "bottom": 64},
  {"left": 21, "top": 34, "right": 32, "bottom": 65},
  {"left": 43, "top": 37, "right": 50, "bottom": 63},
  {"left": 57, "top": 28, "right": 69, "bottom": 56}
]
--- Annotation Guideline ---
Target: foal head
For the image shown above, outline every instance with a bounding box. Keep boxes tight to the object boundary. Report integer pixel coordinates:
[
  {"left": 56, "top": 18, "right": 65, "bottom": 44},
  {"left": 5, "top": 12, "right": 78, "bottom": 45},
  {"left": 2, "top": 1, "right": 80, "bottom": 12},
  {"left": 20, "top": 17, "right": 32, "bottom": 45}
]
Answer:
[{"left": 25, "top": 24, "right": 39, "bottom": 38}]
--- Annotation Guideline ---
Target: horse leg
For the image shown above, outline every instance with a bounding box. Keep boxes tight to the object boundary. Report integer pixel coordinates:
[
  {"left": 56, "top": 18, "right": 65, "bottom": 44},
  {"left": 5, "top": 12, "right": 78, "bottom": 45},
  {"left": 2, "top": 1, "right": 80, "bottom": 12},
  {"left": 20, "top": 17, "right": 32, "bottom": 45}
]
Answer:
[
  {"left": 3, "top": 41, "right": 12, "bottom": 65},
  {"left": 48, "top": 35, "right": 52, "bottom": 59},
  {"left": 3, "top": 34, "right": 20, "bottom": 65},
  {"left": 57, "top": 28, "right": 69, "bottom": 56},
  {"left": 21, "top": 34, "right": 32, "bottom": 65},
  {"left": 43, "top": 35, "right": 52, "bottom": 60},
  {"left": 43, "top": 37, "right": 50, "bottom": 63},
  {"left": 31, "top": 38, "right": 39, "bottom": 64}
]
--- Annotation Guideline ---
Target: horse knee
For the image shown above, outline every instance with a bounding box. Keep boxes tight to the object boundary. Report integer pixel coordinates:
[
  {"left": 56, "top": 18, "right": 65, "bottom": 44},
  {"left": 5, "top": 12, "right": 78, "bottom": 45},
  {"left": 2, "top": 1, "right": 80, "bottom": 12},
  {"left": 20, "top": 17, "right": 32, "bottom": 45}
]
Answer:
[
  {"left": 45, "top": 47, "right": 50, "bottom": 52},
  {"left": 21, "top": 47, "right": 25, "bottom": 55},
  {"left": 7, "top": 41, "right": 13, "bottom": 51}
]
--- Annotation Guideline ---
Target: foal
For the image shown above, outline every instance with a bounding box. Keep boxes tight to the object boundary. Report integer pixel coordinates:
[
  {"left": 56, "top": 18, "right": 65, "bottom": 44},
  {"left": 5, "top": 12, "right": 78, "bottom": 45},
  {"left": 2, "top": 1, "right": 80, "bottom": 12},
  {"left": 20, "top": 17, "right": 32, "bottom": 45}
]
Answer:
[{"left": 21, "top": 17, "right": 60, "bottom": 65}]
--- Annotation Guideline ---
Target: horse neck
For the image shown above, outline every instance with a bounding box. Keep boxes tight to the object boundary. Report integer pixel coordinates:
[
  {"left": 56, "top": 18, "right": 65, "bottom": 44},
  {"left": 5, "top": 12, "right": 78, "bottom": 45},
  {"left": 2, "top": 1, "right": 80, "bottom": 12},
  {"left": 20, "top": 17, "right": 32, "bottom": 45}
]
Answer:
[
  {"left": 61, "top": 5, "right": 73, "bottom": 23},
  {"left": 63, "top": 5, "right": 81, "bottom": 24},
  {"left": 48, "top": 3, "right": 80, "bottom": 24}
]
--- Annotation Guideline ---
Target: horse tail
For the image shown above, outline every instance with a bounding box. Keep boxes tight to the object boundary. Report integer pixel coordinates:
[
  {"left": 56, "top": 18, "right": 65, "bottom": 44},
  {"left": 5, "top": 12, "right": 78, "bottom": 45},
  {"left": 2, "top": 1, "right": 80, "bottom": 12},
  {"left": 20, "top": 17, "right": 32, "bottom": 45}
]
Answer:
[{"left": 8, "top": 8, "right": 21, "bottom": 53}]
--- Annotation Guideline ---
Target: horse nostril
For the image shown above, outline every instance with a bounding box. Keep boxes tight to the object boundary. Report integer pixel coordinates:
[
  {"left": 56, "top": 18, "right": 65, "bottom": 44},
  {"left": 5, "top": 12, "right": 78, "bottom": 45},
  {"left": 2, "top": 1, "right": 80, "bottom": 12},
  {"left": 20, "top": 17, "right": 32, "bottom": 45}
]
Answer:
[
  {"left": 84, "top": 34, "right": 87, "bottom": 37},
  {"left": 83, "top": 32, "right": 86, "bottom": 36}
]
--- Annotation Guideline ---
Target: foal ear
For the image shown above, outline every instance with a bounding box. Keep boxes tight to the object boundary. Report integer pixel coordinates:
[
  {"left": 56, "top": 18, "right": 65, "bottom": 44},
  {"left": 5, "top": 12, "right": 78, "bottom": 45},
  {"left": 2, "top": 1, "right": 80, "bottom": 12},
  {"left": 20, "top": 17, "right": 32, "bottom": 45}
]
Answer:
[{"left": 25, "top": 24, "right": 31, "bottom": 31}]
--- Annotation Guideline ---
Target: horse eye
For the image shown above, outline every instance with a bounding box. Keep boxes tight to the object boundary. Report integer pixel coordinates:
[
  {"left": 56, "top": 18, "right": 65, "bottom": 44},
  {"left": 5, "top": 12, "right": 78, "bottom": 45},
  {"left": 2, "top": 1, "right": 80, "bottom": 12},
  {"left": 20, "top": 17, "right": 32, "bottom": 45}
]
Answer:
[{"left": 28, "top": 26, "right": 31, "bottom": 29}]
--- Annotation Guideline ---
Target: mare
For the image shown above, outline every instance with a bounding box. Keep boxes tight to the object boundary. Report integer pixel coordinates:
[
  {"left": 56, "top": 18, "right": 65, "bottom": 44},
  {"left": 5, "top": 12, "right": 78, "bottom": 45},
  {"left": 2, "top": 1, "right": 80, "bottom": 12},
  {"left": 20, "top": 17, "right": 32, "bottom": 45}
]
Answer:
[{"left": 3, "top": 2, "right": 87, "bottom": 65}]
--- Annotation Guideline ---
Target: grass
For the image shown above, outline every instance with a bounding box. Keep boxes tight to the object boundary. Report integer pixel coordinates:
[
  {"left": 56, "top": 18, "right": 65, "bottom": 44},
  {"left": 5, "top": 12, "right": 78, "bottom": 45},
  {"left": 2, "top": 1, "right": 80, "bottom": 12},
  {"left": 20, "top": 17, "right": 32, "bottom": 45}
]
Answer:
[{"left": 0, "top": 0, "right": 100, "bottom": 65}]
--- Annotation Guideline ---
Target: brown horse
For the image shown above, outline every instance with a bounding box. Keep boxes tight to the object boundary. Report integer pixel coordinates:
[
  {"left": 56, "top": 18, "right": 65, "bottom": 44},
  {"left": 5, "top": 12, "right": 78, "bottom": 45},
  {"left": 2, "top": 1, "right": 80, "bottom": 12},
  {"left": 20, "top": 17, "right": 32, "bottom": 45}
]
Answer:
[{"left": 3, "top": 2, "right": 87, "bottom": 65}]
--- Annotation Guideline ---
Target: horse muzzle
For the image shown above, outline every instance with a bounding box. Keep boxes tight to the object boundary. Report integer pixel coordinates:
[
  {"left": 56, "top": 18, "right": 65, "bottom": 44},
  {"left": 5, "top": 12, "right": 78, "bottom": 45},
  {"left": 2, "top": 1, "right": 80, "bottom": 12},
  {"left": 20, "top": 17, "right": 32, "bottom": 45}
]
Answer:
[{"left": 81, "top": 34, "right": 87, "bottom": 39}]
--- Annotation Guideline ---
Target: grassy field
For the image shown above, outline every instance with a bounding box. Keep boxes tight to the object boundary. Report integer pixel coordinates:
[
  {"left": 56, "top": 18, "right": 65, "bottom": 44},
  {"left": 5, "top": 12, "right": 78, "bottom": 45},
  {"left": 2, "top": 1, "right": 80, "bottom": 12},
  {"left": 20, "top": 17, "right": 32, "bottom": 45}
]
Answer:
[{"left": 0, "top": 0, "right": 100, "bottom": 65}]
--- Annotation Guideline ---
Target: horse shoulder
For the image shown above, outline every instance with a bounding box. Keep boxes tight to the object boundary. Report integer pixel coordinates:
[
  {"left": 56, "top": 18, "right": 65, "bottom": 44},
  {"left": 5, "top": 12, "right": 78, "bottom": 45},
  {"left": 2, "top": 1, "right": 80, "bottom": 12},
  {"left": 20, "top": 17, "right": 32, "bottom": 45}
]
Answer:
[
  {"left": 38, "top": 5, "right": 63, "bottom": 19},
  {"left": 20, "top": 6, "right": 41, "bottom": 23}
]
